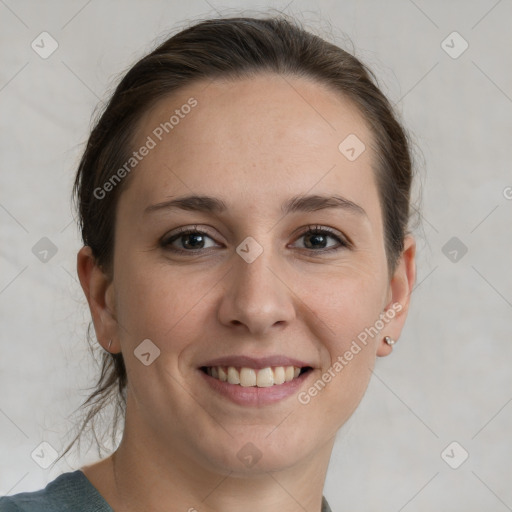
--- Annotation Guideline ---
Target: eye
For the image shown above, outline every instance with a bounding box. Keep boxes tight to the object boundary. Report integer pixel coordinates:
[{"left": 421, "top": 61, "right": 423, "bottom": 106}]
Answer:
[
  {"left": 160, "top": 224, "right": 350, "bottom": 256},
  {"left": 160, "top": 225, "right": 219, "bottom": 254},
  {"left": 291, "top": 225, "right": 350, "bottom": 253}
]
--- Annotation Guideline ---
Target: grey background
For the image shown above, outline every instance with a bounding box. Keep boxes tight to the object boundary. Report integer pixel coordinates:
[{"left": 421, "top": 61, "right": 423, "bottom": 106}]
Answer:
[{"left": 1, "top": 0, "right": 511, "bottom": 510}]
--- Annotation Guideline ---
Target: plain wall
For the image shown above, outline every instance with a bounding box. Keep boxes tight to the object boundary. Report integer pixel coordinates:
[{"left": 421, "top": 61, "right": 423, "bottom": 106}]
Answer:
[{"left": 1, "top": 1, "right": 511, "bottom": 510}]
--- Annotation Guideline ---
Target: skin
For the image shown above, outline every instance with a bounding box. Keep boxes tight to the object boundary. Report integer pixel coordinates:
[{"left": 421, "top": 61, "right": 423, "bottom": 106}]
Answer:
[{"left": 78, "top": 73, "right": 416, "bottom": 512}]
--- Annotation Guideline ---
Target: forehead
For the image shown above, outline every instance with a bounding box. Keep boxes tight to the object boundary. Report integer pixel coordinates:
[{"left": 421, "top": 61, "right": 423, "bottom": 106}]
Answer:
[{"left": 121, "top": 73, "right": 380, "bottom": 220}]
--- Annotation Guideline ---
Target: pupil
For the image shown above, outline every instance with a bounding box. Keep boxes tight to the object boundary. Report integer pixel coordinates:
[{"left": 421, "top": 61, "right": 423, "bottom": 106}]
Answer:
[
  {"left": 306, "top": 233, "right": 326, "bottom": 249},
  {"left": 184, "top": 234, "right": 204, "bottom": 249}
]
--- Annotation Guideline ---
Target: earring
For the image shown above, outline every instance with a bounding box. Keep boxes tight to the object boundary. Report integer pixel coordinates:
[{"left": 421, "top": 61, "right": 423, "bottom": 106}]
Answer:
[{"left": 384, "top": 336, "right": 395, "bottom": 346}]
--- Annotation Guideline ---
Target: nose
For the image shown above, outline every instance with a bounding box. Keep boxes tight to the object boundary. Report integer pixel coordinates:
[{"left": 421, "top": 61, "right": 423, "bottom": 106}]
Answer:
[{"left": 217, "top": 242, "right": 296, "bottom": 337}]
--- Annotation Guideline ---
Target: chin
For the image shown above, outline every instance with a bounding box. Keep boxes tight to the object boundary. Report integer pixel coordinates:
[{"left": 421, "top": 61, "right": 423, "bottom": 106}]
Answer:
[{"left": 197, "top": 427, "right": 316, "bottom": 476}]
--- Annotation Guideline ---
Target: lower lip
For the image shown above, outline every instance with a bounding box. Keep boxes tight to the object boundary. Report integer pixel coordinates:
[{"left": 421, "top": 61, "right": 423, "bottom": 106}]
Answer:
[{"left": 198, "top": 369, "right": 313, "bottom": 406}]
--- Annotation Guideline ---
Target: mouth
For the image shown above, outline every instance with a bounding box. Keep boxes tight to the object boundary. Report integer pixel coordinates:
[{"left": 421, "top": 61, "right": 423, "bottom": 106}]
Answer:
[{"left": 199, "top": 365, "right": 313, "bottom": 387}]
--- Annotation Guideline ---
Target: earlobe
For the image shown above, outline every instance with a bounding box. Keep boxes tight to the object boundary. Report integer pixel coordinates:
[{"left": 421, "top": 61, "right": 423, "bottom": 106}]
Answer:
[
  {"left": 377, "top": 234, "right": 416, "bottom": 357},
  {"left": 77, "top": 246, "right": 118, "bottom": 352}
]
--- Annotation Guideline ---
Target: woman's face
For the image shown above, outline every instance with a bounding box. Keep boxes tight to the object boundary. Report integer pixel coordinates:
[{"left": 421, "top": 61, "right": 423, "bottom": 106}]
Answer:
[{"left": 86, "top": 73, "right": 415, "bottom": 474}]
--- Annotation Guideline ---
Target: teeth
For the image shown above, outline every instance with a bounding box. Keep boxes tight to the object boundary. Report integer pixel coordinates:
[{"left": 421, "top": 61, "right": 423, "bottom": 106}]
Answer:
[
  {"left": 240, "top": 368, "right": 257, "bottom": 387},
  {"left": 256, "top": 367, "right": 274, "bottom": 387},
  {"left": 227, "top": 366, "right": 240, "bottom": 385},
  {"left": 218, "top": 366, "right": 227, "bottom": 382},
  {"left": 206, "top": 365, "right": 305, "bottom": 387},
  {"left": 273, "top": 366, "right": 285, "bottom": 385}
]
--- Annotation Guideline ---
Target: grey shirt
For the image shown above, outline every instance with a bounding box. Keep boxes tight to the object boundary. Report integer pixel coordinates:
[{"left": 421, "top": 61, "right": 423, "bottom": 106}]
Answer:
[{"left": 0, "top": 470, "right": 333, "bottom": 511}]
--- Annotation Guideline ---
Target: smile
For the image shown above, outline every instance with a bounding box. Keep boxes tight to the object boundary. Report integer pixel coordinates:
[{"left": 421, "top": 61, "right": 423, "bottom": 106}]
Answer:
[{"left": 200, "top": 365, "right": 313, "bottom": 387}]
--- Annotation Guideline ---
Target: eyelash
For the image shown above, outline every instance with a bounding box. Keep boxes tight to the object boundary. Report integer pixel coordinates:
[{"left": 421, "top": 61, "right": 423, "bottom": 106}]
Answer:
[{"left": 160, "top": 224, "right": 350, "bottom": 256}]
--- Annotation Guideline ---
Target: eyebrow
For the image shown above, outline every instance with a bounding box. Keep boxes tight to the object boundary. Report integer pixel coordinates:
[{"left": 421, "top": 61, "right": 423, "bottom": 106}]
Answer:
[{"left": 144, "top": 193, "right": 367, "bottom": 217}]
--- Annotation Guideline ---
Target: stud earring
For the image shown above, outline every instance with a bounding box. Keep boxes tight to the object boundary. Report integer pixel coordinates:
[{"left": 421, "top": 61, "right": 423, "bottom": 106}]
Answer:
[{"left": 384, "top": 336, "right": 395, "bottom": 346}]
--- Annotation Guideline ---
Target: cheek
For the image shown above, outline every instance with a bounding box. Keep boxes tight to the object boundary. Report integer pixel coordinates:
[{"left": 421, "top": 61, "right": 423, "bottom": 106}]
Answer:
[
  {"left": 111, "top": 260, "right": 213, "bottom": 412},
  {"left": 297, "top": 269, "right": 386, "bottom": 417},
  {"left": 113, "top": 257, "right": 217, "bottom": 349},
  {"left": 306, "top": 263, "right": 388, "bottom": 342}
]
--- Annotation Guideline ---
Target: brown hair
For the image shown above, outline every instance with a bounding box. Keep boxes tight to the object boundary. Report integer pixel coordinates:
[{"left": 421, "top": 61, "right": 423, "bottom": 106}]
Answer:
[{"left": 60, "top": 14, "right": 417, "bottom": 461}]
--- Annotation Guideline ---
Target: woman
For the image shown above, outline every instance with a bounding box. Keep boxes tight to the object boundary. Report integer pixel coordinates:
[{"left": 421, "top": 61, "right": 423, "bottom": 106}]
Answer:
[{"left": 0, "top": 14, "right": 416, "bottom": 512}]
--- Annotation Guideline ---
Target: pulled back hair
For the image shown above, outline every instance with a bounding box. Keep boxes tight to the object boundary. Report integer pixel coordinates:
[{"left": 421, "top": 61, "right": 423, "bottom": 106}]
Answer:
[{"left": 60, "top": 14, "right": 417, "bottom": 461}]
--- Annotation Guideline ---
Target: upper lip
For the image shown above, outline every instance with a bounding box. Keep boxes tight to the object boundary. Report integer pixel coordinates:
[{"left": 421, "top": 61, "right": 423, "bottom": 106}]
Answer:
[{"left": 199, "top": 355, "right": 313, "bottom": 369}]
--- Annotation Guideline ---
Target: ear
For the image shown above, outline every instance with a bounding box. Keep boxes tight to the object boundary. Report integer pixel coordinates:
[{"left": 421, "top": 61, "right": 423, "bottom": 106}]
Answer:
[
  {"left": 377, "top": 234, "right": 416, "bottom": 357},
  {"left": 77, "top": 246, "right": 119, "bottom": 353}
]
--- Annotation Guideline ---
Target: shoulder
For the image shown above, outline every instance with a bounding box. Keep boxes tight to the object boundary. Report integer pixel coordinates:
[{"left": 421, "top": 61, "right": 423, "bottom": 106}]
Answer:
[
  {"left": 0, "top": 470, "right": 112, "bottom": 512},
  {"left": 0, "top": 496, "right": 19, "bottom": 512}
]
